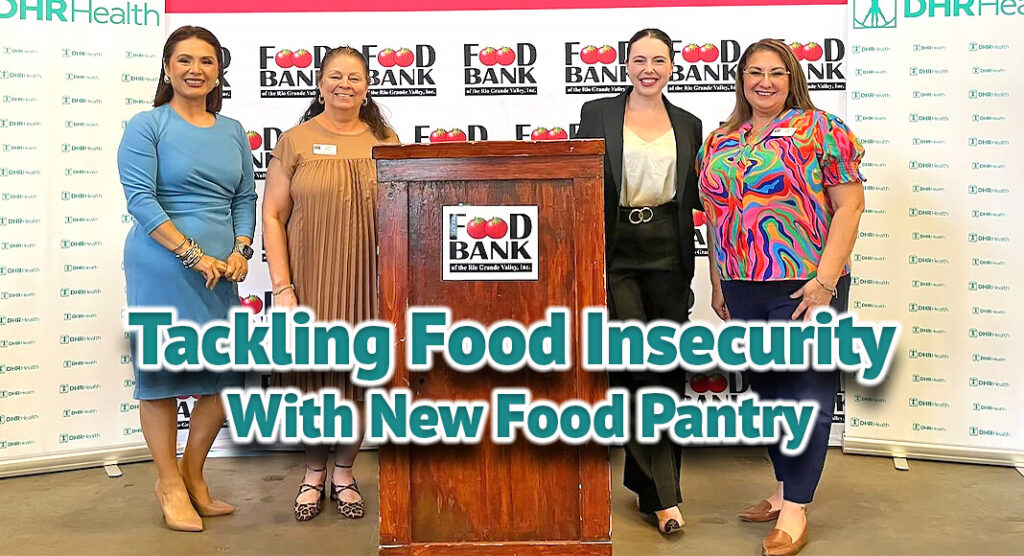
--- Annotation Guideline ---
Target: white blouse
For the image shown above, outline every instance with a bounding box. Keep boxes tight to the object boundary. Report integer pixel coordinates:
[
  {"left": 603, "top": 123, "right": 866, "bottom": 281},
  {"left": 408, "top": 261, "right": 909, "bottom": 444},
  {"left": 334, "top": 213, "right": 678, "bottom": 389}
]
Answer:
[{"left": 620, "top": 126, "right": 677, "bottom": 207}]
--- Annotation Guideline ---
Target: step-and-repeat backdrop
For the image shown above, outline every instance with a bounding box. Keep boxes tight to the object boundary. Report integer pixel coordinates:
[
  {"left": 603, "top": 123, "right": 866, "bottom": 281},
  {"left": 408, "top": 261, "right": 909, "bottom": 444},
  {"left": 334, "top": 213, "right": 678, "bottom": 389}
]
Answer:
[
  {"left": 169, "top": 1, "right": 852, "bottom": 448},
  {"left": 30, "top": 0, "right": 1022, "bottom": 477},
  {"left": 843, "top": 0, "right": 1023, "bottom": 465}
]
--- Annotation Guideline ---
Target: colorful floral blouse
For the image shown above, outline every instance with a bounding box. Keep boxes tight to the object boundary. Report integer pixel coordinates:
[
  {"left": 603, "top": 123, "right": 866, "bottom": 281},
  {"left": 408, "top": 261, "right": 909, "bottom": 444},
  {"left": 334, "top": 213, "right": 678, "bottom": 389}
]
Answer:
[{"left": 697, "top": 109, "right": 865, "bottom": 281}]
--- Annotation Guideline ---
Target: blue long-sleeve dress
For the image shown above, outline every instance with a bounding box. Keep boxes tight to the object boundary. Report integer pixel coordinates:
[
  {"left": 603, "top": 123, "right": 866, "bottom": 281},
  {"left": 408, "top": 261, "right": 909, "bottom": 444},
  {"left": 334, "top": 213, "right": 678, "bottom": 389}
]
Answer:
[{"left": 118, "top": 103, "right": 257, "bottom": 400}]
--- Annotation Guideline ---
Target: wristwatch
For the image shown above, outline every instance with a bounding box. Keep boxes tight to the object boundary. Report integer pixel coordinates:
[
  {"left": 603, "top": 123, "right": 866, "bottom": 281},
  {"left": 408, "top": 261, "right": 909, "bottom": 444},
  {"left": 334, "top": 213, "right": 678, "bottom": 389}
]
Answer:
[{"left": 233, "top": 241, "right": 254, "bottom": 260}]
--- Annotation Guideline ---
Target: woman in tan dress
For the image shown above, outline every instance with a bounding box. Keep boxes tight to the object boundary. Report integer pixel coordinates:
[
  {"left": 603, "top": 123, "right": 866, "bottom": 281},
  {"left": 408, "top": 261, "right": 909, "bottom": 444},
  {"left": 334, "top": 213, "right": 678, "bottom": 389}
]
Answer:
[{"left": 262, "top": 46, "right": 399, "bottom": 522}]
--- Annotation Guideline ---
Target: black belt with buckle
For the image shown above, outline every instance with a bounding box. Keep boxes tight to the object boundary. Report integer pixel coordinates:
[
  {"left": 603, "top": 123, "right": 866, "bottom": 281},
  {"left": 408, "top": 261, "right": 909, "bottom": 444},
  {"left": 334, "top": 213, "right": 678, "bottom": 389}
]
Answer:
[{"left": 619, "top": 203, "right": 675, "bottom": 225}]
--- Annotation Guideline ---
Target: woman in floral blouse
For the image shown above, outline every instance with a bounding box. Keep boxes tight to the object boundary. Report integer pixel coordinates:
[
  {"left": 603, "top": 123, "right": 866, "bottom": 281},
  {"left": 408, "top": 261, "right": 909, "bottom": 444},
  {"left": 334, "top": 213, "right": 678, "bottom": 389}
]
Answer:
[{"left": 697, "top": 38, "right": 865, "bottom": 556}]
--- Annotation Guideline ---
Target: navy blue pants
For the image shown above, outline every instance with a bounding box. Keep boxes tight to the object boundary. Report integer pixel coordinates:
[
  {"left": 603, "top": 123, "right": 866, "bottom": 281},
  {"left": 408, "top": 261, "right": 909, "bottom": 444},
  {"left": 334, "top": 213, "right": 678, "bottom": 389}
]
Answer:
[{"left": 720, "top": 275, "right": 850, "bottom": 504}]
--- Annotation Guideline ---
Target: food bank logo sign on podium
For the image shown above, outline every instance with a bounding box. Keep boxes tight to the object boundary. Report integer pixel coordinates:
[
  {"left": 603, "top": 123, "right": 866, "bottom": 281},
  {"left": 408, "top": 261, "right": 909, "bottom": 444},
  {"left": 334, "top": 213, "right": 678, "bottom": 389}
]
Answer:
[{"left": 443, "top": 206, "right": 538, "bottom": 281}]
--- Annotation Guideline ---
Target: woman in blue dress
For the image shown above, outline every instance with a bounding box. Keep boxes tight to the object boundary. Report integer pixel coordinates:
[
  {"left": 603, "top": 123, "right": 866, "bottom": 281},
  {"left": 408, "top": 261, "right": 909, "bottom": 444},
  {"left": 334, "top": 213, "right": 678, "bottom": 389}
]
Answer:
[{"left": 118, "top": 26, "right": 257, "bottom": 532}]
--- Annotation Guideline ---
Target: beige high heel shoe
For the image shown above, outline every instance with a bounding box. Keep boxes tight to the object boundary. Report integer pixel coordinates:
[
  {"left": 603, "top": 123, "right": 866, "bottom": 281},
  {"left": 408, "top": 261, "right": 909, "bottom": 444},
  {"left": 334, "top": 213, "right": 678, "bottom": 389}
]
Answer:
[
  {"left": 179, "top": 460, "right": 234, "bottom": 516},
  {"left": 154, "top": 480, "right": 203, "bottom": 532}
]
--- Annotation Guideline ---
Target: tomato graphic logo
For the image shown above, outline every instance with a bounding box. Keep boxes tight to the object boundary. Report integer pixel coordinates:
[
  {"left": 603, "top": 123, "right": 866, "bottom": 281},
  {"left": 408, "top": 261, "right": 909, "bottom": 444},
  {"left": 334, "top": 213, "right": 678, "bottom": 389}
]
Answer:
[
  {"left": 580, "top": 45, "right": 599, "bottom": 65},
  {"left": 446, "top": 128, "right": 468, "bottom": 142},
  {"left": 292, "top": 49, "right": 312, "bottom": 69},
  {"left": 548, "top": 127, "right": 568, "bottom": 140},
  {"left": 394, "top": 48, "right": 415, "bottom": 68},
  {"left": 246, "top": 131, "right": 262, "bottom": 151},
  {"left": 478, "top": 47, "right": 497, "bottom": 66},
  {"left": 692, "top": 211, "right": 707, "bottom": 228},
  {"left": 378, "top": 48, "right": 397, "bottom": 68},
  {"left": 466, "top": 217, "right": 488, "bottom": 239},
  {"left": 801, "top": 42, "right": 823, "bottom": 62},
  {"left": 485, "top": 217, "right": 508, "bottom": 239},
  {"left": 429, "top": 128, "right": 448, "bottom": 143},
  {"left": 690, "top": 373, "right": 727, "bottom": 394},
  {"left": 681, "top": 43, "right": 702, "bottom": 64},
  {"left": 596, "top": 44, "right": 617, "bottom": 64},
  {"left": 495, "top": 46, "right": 516, "bottom": 66},
  {"left": 690, "top": 374, "right": 710, "bottom": 393},
  {"left": 275, "top": 49, "right": 294, "bottom": 69},
  {"left": 529, "top": 126, "right": 568, "bottom": 141},
  {"left": 698, "top": 43, "right": 719, "bottom": 63},
  {"left": 788, "top": 42, "right": 805, "bottom": 61},
  {"left": 239, "top": 294, "right": 263, "bottom": 313},
  {"left": 707, "top": 373, "right": 728, "bottom": 394}
]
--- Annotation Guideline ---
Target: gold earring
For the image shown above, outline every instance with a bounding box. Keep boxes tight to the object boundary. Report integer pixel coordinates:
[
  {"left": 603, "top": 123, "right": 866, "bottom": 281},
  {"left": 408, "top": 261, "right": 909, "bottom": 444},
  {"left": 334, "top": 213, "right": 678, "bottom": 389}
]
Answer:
[
  {"left": 163, "top": 75, "right": 170, "bottom": 83},
  {"left": 362, "top": 96, "right": 368, "bottom": 106},
  {"left": 317, "top": 93, "right": 325, "bottom": 104},
  {"left": 215, "top": 78, "right": 220, "bottom": 86}
]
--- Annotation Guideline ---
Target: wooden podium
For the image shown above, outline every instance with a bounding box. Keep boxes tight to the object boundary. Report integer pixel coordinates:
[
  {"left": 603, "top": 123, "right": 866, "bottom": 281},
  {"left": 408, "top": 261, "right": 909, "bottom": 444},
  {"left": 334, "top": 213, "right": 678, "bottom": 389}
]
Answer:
[{"left": 373, "top": 140, "right": 611, "bottom": 555}]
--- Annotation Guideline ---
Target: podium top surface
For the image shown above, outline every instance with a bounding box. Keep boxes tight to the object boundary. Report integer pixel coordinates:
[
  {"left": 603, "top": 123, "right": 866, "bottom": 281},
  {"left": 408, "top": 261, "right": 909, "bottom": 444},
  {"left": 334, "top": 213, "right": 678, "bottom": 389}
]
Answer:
[{"left": 373, "top": 139, "right": 604, "bottom": 160}]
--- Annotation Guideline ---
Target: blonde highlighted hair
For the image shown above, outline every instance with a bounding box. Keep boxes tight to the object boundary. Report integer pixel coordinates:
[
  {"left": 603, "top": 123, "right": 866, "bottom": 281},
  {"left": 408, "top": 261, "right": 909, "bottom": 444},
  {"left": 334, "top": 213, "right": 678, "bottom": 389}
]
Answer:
[{"left": 724, "top": 38, "right": 817, "bottom": 132}]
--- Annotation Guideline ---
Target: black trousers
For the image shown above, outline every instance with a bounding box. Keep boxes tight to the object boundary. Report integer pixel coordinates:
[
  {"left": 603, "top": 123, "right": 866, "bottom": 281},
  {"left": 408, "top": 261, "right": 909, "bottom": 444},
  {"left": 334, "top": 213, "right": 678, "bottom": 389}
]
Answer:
[
  {"left": 607, "top": 207, "right": 691, "bottom": 513},
  {"left": 720, "top": 275, "right": 851, "bottom": 504}
]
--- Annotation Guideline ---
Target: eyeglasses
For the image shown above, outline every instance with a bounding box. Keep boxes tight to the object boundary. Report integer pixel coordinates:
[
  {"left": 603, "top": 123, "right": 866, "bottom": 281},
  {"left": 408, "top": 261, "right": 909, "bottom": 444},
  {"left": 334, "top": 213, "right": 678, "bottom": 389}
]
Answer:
[{"left": 743, "top": 69, "right": 791, "bottom": 82}]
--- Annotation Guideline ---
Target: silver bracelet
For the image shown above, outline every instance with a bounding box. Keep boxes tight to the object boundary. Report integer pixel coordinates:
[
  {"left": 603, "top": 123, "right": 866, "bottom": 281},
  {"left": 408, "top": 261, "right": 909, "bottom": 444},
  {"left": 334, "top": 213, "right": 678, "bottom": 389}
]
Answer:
[
  {"left": 183, "top": 245, "right": 204, "bottom": 269},
  {"left": 181, "top": 246, "right": 198, "bottom": 268},
  {"left": 170, "top": 237, "right": 188, "bottom": 254},
  {"left": 175, "top": 238, "right": 204, "bottom": 269},
  {"left": 174, "top": 238, "right": 195, "bottom": 259},
  {"left": 814, "top": 276, "right": 838, "bottom": 297}
]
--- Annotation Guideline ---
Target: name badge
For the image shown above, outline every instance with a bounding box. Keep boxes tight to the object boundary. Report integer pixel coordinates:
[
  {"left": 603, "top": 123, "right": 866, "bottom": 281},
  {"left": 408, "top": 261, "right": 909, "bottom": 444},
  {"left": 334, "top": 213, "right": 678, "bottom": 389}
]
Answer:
[
  {"left": 313, "top": 143, "right": 337, "bottom": 156},
  {"left": 770, "top": 127, "right": 796, "bottom": 137}
]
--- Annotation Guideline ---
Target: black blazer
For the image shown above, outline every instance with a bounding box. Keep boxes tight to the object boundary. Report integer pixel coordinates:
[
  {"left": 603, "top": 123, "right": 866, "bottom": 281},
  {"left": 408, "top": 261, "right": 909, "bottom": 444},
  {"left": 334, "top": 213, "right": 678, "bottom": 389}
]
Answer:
[{"left": 576, "top": 88, "right": 704, "bottom": 280}]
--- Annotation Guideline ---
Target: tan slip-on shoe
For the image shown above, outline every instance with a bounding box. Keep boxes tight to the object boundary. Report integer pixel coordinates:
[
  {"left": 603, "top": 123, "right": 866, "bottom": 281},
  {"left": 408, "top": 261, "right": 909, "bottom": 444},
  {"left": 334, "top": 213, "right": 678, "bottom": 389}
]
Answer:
[
  {"left": 739, "top": 499, "right": 781, "bottom": 522},
  {"left": 762, "top": 527, "right": 808, "bottom": 556}
]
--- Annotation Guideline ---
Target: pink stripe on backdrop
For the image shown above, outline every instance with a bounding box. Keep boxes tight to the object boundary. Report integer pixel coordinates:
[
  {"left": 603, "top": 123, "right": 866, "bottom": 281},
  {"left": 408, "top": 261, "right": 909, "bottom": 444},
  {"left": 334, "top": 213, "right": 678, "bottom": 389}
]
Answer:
[{"left": 166, "top": 0, "right": 847, "bottom": 14}]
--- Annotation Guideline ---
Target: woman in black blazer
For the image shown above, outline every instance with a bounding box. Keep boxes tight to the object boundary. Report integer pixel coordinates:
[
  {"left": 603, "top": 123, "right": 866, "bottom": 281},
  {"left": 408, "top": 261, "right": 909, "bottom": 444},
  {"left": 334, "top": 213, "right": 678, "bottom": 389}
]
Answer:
[{"left": 575, "top": 28, "right": 703, "bottom": 535}]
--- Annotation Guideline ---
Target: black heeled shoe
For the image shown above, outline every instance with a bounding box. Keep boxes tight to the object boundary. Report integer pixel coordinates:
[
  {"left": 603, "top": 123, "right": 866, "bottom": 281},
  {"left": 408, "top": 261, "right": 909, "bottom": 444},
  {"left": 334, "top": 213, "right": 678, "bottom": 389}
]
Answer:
[
  {"left": 655, "top": 505, "right": 684, "bottom": 535},
  {"left": 638, "top": 497, "right": 684, "bottom": 535},
  {"left": 293, "top": 465, "right": 327, "bottom": 522},
  {"left": 330, "top": 464, "right": 365, "bottom": 519},
  {"left": 660, "top": 518, "right": 682, "bottom": 535}
]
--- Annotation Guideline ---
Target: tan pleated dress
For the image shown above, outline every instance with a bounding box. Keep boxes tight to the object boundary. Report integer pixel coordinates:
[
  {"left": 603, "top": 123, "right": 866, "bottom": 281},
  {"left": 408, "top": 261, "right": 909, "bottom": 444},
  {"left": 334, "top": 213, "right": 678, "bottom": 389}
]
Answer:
[{"left": 271, "top": 118, "right": 399, "bottom": 399}]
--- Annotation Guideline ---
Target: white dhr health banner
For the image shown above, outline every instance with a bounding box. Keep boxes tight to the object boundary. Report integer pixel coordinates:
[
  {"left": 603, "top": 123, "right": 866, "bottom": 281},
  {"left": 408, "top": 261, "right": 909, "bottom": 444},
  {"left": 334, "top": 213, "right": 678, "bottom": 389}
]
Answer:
[
  {"left": 844, "top": 0, "right": 1023, "bottom": 465},
  {"left": 0, "top": 2, "right": 166, "bottom": 477}
]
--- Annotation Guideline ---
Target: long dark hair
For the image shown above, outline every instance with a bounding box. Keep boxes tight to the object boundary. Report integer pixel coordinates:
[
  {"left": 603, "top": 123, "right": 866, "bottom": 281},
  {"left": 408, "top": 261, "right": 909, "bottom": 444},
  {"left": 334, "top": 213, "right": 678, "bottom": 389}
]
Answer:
[
  {"left": 153, "top": 25, "right": 224, "bottom": 113},
  {"left": 300, "top": 46, "right": 392, "bottom": 140},
  {"left": 626, "top": 28, "right": 674, "bottom": 60},
  {"left": 724, "top": 38, "right": 817, "bottom": 132}
]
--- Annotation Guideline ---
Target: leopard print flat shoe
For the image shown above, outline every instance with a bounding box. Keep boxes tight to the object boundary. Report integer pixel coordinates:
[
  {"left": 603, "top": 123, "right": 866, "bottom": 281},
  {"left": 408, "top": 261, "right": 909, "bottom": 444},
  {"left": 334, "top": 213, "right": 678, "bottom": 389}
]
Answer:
[
  {"left": 330, "top": 481, "right": 364, "bottom": 519},
  {"left": 330, "top": 464, "right": 364, "bottom": 519},
  {"left": 293, "top": 466, "right": 327, "bottom": 522}
]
